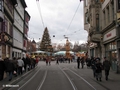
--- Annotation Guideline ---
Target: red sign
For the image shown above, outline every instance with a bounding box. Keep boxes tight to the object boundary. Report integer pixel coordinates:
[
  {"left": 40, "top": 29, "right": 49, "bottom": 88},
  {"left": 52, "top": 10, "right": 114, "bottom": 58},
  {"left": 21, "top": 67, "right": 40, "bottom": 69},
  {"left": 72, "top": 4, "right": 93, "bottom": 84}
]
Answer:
[{"left": 106, "top": 33, "right": 111, "bottom": 38}]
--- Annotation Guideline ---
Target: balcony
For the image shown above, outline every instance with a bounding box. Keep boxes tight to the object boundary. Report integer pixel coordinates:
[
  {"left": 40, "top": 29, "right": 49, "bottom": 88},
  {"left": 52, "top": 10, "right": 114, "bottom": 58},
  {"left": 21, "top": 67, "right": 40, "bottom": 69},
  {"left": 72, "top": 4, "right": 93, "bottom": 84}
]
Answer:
[
  {"left": 90, "top": 33, "right": 102, "bottom": 43},
  {"left": 89, "top": 29, "right": 102, "bottom": 43}
]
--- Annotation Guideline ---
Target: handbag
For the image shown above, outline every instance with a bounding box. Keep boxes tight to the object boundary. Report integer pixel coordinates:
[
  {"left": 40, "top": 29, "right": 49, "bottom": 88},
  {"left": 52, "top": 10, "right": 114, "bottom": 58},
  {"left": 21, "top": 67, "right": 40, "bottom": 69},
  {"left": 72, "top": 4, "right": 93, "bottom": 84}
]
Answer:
[
  {"left": 13, "top": 71, "right": 17, "bottom": 74},
  {"left": 22, "top": 67, "right": 25, "bottom": 71}
]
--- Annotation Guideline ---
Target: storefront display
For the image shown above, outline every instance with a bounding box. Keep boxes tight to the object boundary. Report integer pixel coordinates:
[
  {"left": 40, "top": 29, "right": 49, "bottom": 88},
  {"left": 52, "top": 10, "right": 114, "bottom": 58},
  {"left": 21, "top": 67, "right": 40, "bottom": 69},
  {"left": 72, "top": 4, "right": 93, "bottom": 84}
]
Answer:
[{"left": 105, "top": 41, "right": 117, "bottom": 71}]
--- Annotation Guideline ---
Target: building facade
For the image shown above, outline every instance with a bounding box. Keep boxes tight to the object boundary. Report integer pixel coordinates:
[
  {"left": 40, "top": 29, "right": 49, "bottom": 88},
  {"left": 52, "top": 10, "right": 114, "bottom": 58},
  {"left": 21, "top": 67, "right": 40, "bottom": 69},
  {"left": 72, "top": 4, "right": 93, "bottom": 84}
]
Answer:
[
  {"left": 0, "top": 0, "right": 30, "bottom": 59},
  {"left": 0, "top": 0, "right": 17, "bottom": 59},
  {"left": 23, "top": 10, "right": 30, "bottom": 57},
  {"left": 84, "top": 0, "right": 120, "bottom": 72}
]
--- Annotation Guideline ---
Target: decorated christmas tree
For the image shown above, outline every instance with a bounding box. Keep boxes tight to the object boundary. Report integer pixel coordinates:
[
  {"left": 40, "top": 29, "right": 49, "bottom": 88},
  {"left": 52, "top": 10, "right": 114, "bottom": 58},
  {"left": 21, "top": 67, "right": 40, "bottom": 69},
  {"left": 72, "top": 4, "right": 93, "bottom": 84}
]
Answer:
[{"left": 40, "top": 27, "right": 53, "bottom": 52}]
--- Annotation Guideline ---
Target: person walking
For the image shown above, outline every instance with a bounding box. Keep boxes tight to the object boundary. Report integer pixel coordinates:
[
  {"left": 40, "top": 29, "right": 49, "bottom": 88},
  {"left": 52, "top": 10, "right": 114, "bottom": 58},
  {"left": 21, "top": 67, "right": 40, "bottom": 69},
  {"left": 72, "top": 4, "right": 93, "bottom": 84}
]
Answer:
[
  {"left": 17, "top": 57, "right": 24, "bottom": 75},
  {"left": 4, "top": 58, "right": 14, "bottom": 81},
  {"left": 77, "top": 57, "right": 80, "bottom": 69},
  {"left": 48, "top": 57, "right": 51, "bottom": 66},
  {"left": 81, "top": 57, "right": 84, "bottom": 69},
  {"left": 91, "top": 57, "right": 96, "bottom": 77},
  {"left": 0, "top": 56, "right": 5, "bottom": 81},
  {"left": 12, "top": 57, "right": 18, "bottom": 77},
  {"left": 95, "top": 59, "right": 103, "bottom": 81},
  {"left": 22, "top": 57, "right": 27, "bottom": 72},
  {"left": 56, "top": 57, "right": 59, "bottom": 65},
  {"left": 103, "top": 57, "right": 111, "bottom": 81}
]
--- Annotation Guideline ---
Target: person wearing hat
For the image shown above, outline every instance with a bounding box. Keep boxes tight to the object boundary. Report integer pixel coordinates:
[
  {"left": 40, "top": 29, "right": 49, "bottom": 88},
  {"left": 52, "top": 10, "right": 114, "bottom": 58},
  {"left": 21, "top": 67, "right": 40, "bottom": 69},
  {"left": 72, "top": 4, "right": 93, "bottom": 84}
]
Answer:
[{"left": 103, "top": 57, "right": 111, "bottom": 81}]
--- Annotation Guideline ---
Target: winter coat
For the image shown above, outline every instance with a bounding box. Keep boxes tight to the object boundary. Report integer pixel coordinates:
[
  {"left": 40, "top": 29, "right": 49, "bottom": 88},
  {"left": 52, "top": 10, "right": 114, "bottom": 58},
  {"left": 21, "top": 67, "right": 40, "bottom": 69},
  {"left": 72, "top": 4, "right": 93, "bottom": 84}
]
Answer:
[
  {"left": 95, "top": 62, "right": 102, "bottom": 73},
  {"left": 6, "top": 60, "right": 14, "bottom": 72},
  {"left": 0, "top": 60, "right": 5, "bottom": 73},
  {"left": 103, "top": 60, "right": 111, "bottom": 70},
  {"left": 77, "top": 57, "right": 80, "bottom": 63}
]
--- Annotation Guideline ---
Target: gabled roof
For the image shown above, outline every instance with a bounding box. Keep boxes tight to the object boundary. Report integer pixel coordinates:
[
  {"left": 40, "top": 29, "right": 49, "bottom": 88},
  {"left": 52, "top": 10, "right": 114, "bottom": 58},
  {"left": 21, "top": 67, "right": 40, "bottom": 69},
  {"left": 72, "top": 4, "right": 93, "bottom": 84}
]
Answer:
[{"left": 32, "top": 40, "right": 36, "bottom": 44}]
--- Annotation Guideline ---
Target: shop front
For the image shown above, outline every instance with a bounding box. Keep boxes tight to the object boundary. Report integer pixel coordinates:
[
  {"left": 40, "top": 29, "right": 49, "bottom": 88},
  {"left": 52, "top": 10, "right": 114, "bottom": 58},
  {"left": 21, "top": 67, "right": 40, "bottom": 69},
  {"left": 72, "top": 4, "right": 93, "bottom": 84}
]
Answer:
[
  {"left": 103, "top": 29, "right": 117, "bottom": 71},
  {"left": 105, "top": 41, "right": 117, "bottom": 71}
]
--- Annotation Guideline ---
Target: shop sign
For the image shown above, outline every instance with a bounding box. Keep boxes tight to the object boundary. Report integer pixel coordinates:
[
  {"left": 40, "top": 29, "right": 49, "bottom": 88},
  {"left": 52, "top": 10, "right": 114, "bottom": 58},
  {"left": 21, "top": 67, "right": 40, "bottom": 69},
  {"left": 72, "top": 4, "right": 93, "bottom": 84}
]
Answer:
[{"left": 103, "top": 29, "right": 116, "bottom": 41}]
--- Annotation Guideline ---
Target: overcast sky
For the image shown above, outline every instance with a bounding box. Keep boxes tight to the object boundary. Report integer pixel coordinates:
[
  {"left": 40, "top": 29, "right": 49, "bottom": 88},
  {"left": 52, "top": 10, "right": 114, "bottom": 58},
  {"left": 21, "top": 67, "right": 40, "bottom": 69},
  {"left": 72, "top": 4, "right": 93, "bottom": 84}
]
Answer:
[{"left": 25, "top": 0, "right": 88, "bottom": 45}]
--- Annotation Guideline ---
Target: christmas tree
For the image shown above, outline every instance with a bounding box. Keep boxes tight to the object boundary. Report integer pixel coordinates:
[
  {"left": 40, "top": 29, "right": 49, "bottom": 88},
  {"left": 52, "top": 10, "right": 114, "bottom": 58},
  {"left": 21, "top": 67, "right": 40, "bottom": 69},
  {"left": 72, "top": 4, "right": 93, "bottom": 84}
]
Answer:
[{"left": 40, "top": 27, "right": 53, "bottom": 52}]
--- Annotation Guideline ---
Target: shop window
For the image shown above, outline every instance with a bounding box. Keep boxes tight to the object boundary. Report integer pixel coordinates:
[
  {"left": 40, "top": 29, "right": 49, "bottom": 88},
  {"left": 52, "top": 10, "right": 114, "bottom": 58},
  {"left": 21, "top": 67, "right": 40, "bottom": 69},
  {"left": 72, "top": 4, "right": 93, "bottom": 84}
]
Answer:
[
  {"left": 109, "top": 43, "right": 112, "bottom": 50},
  {"left": 112, "top": 41, "right": 116, "bottom": 49},
  {"left": 117, "top": 41, "right": 120, "bottom": 48}
]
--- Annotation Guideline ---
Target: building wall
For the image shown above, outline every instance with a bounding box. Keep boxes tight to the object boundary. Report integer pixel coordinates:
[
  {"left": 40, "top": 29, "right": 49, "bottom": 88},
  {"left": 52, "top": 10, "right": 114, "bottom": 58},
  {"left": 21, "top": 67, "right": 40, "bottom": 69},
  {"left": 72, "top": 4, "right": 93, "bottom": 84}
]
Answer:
[
  {"left": 13, "top": 27, "right": 23, "bottom": 49},
  {"left": 12, "top": 0, "right": 26, "bottom": 58},
  {"left": 14, "top": 10, "right": 24, "bottom": 33},
  {"left": 84, "top": 0, "right": 119, "bottom": 72},
  {"left": 16, "top": 0, "right": 24, "bottom": 20}
]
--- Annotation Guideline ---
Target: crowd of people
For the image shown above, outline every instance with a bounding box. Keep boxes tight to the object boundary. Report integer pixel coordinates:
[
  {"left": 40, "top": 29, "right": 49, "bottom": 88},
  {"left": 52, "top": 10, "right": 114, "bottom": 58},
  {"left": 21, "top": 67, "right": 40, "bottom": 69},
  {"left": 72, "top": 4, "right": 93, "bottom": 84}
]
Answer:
[
  {"left": 0, "top": 56, "right": 39, "bottom": 81},
  {"left": 85, "top": 56, "right": 111, "bottom": 81},
  {"left": 0, "top": 55, "right": 111, "bottom": 83}
]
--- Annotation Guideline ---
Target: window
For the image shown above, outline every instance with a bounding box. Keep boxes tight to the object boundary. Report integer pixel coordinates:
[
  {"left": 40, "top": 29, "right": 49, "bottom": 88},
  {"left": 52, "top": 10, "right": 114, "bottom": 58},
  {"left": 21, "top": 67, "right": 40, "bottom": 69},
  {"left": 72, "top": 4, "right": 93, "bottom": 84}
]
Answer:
[
  {"left": 107, "top": 6, "right": 110, "bottom": 22},
  {"left": 96, "top": 14, "right": 99, "bottom": 31},
  {"left": 103, "top": 10, "right": 106, "bottom": 25},
  {"left": 111, "top": 2, "right": 114, "bottom": 20},
  {"left": 0, "top": 0, "right": 3, "bottom": 11},
  {"left": 6, "top": 0, "right": 13, "bottom": 15},
  {"left": 85, "top": 12, "right": 88, "bottom": 24},
  {"left": 105, "top": 41, "right": 116, "bottom": 50},
  {"left": 85, "top": 0, "right": 88, "bottom": 6}
]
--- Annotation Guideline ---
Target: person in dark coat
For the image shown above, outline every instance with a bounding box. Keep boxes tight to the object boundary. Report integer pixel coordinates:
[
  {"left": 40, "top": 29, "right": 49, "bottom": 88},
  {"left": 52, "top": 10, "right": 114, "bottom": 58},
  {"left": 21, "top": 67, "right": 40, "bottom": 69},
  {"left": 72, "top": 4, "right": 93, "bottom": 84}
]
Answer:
[
  {"left": 0, "top": 57, "right": 5, "bottom": 81},
  {"left": 103, "top": 57, "right": 111, "bottom": 81},
  {"left": 95, "top": 59, "right": 103, "bottom": 81},
  {"left": 91, "top": 57, "right": 96, "bottom": 77},
  {"left": 22, "top": 57, "right": 27, "bottom": 72},
  {"left": 12, "top": 57, "right": 18, "bottom": 76},
  {"left": 56, "top": 57, "right": 59, "bottom": 65},
  {"left": 26, "top": 57, "right": 31, "bottom": 71},
  {"left": 81, "top": 57, "right": 84, "bottom": 69},
  {"left": 77, "top": 57, "right": 80, "bottom": 69},
  {"left": 4, "top": 58, "right": 14, "bottom": 81}
]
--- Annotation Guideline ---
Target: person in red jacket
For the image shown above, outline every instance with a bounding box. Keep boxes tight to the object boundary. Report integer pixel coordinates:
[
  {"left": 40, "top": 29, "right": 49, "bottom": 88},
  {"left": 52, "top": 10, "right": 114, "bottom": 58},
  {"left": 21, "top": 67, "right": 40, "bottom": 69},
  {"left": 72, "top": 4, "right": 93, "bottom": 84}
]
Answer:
[{"left": 36, "top": 57, "right": 39, "bottom": 66}]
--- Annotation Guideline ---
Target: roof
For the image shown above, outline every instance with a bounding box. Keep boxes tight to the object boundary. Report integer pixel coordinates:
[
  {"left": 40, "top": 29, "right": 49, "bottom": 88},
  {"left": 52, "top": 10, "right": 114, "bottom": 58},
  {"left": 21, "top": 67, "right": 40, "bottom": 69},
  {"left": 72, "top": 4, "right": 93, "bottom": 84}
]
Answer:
[
  {"left": 54, "top": 51, "right": 74, "bottom": 55},
  {"left": 32, "top": 40, "right": 36, "bottom": 44},
  {"left": 33, "top": 51, "right": 45, "bottom": 53}
]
